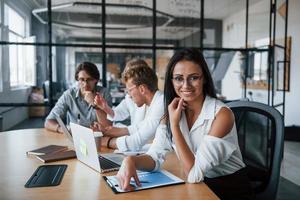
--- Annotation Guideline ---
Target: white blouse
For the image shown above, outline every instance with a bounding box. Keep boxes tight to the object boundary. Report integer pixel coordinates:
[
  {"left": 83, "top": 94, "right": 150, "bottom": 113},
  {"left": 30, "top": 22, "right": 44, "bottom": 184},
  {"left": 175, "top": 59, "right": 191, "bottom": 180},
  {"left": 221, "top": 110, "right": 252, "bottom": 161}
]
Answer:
[{"left": 146, "top": 96, "right": 245, "bottom": 183}]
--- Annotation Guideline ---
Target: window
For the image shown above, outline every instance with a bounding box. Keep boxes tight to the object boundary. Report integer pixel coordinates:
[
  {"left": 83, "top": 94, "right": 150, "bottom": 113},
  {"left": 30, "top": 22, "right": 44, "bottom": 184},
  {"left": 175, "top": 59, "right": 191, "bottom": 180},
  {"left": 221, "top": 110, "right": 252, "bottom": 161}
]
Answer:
[
  {"left": 253, "top": 38, "right": 269, "bottom": 81},
  {"left": 4, "top": 4, "right": 36, "bottom": 87}
]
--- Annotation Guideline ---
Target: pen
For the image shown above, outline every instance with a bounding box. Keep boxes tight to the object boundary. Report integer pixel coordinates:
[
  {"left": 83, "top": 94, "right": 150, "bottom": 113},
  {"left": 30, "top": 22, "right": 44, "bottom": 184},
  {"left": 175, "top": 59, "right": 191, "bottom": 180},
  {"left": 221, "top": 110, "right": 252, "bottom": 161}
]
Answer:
[
  {"left": 77, "top": 113, "right": 81, "bottom": 124},
  {"left": 139, "top": 181, "right": 150, "bottom": 183},
  {"left": 130, "top": 180, "right": 150, "bottom": 184}
]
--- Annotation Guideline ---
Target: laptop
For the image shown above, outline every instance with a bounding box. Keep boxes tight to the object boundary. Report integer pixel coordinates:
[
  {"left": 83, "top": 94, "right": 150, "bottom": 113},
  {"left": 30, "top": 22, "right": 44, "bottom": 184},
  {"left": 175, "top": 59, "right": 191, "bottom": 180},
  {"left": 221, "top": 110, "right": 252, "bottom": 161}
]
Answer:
[
  {"left": 70, "top": 122, "right": 124, "bottom": 173},
  {"left": 55, "top": 115, "right": 73, "bottom": 142}
]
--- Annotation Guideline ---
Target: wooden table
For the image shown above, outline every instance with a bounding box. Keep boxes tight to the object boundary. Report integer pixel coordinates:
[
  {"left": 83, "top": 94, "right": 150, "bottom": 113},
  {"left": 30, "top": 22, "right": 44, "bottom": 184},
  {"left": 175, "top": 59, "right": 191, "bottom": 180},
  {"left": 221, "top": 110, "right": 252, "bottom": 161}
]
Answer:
[{"left": 0, "top": 129, "right": 219, "bottom": 200}]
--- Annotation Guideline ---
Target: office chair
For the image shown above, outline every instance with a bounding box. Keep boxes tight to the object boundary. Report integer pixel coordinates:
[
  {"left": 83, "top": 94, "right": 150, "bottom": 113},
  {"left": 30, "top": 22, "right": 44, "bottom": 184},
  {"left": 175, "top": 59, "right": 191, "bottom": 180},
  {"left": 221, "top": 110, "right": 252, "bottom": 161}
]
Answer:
[
  {"left": 227, "top": 101, "right": 284, "bottom": 200},
  {"left": 42, "top": 80, "right": 62, "bottom": 104}
]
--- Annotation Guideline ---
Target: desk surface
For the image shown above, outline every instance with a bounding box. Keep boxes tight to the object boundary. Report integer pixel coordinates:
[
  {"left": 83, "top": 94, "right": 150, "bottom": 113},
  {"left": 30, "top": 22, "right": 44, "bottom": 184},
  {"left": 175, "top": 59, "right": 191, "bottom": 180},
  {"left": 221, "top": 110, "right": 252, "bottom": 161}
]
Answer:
[{"left": 0, "top": 129, "right": 219, "bottom": 200}]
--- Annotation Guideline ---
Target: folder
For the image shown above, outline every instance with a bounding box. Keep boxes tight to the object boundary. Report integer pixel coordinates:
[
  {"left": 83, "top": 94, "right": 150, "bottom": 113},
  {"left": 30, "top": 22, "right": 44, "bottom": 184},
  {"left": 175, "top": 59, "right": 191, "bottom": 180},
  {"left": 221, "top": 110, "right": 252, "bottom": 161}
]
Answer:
[
  {"left": 25, "top": 165, "right": 67, "bottom": 188},
  {"left": 103, "top": 170, "right": 184, "bottom": 193},
  {"left": 36, "top": 150, "right": 76, "bottom": 163}
]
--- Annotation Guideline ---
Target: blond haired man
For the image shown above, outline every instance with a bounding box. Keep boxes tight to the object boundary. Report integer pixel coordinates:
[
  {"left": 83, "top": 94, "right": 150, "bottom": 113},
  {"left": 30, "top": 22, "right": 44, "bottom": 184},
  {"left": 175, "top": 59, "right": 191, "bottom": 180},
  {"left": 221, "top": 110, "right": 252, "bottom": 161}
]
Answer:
[{"left": 94, "top": 59, "right": 164, "bottom": 152}]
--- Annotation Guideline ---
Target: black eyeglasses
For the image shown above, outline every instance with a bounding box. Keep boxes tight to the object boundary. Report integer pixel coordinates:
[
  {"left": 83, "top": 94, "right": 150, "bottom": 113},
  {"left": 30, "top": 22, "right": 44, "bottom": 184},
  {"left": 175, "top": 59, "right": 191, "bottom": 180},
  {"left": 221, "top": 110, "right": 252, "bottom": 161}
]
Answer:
[
  {"left": 78, "top": 78, "right": 95, "bottom": 84},
  {"left": 172, "top": 75, "right": 202, "bottom": 86}
]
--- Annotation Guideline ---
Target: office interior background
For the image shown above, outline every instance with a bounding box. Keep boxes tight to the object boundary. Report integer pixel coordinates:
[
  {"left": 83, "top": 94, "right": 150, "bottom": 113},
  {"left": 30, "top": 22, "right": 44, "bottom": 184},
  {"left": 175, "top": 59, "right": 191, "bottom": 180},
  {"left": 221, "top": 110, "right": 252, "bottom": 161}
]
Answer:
[{"left": 0, "top": 0, "right": 299, "bottom": 199}]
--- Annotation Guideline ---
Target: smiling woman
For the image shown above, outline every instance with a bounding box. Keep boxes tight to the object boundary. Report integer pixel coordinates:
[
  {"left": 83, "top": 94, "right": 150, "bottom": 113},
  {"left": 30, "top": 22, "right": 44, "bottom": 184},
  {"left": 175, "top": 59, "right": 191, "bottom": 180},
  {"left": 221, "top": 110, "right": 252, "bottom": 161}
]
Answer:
[{"left": 116, "top": 48, "right": 254, "bottom": 200}]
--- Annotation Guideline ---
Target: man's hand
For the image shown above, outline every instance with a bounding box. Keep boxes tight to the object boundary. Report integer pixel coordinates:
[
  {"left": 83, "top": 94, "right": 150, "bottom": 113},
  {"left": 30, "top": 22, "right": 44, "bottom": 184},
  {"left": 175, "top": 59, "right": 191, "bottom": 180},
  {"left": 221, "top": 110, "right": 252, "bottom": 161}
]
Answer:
[
  {"left": 83, "top": 91, "right": 95, "bottom": 105},
  {"left": 57, "top": 125, "right": 63, "bottom": 134},
  {"left": 100, "top": 136, "right": 110, "bottom": 147},
  {"left": 90, "top": 121, "right": 112, "bottom": 134},
  {"left": 94, "top": 93, "right": 114, "bottom": 117},
  {"left": 94, "top": 93, "right": 108, "bottom": 110}
]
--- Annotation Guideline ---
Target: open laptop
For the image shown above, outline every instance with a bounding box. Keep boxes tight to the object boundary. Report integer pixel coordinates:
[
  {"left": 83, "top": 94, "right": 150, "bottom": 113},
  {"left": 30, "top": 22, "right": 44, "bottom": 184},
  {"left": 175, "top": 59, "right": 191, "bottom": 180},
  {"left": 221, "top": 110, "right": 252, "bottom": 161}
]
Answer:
[
  {"left": 70, "top": 122, "right": 124, "bottom": 173},
  {"left": 55, "top": 115, "right": 73, "bottom": 142}
]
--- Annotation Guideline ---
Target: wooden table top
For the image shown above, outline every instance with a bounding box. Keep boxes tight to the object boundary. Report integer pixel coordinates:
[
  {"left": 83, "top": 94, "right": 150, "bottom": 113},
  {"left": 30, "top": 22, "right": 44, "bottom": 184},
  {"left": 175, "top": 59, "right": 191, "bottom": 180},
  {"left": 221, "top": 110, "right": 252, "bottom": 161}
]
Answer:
[{"left": 0, "top": 128, "right": 219, "bottom": 200}]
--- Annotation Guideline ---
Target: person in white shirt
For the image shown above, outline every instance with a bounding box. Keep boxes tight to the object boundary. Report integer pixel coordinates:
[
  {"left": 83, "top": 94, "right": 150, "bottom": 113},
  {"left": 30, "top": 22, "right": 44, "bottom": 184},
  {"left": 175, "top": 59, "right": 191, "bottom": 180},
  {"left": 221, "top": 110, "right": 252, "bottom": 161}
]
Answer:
[
  {"left": 116, "top": 49, "right": 254, "bottom": 200},
  {"left": 93, "top": 59, "right": 164, "bottom": 152}
]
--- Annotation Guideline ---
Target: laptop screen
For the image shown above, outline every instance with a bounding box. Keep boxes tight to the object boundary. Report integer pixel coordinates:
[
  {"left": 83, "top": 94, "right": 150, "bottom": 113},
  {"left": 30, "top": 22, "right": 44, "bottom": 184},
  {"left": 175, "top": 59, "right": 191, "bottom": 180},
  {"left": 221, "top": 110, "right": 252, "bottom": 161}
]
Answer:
[{"left": 55, "top": 115, "right": 73, "bottom": 142}]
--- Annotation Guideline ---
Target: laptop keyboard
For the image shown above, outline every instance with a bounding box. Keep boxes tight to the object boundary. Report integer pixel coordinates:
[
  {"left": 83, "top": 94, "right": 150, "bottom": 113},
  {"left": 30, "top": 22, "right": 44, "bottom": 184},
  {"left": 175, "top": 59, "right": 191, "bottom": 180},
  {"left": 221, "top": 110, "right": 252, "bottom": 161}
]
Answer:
[{"left": 98, "top": 155, "right": 120, "bottom": 170}]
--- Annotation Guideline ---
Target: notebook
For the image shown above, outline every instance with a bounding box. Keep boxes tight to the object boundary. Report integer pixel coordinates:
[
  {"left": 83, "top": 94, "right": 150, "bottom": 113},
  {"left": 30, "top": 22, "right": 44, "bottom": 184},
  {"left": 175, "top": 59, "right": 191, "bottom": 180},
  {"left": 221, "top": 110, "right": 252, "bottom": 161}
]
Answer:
[
  {"left": 26, "top": 145, "right": 68, "bottom": 156},
  {"left": 103, "top": 170, "right": 185, "bottom": 193},
  {"left": 70, "top": 122, "right": 124, "bottom": 173},
  {"left": 36, "top": 150, "right": 77, "bottom": 163}
]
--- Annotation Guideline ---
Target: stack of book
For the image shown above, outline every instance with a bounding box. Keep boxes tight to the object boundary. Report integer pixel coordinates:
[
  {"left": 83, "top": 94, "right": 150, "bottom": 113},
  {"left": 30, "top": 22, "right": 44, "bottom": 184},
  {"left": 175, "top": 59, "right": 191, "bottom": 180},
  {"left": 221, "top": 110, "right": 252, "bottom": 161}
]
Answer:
[{"left": 26, "top": 145, "right": 76, "bottom": 163}]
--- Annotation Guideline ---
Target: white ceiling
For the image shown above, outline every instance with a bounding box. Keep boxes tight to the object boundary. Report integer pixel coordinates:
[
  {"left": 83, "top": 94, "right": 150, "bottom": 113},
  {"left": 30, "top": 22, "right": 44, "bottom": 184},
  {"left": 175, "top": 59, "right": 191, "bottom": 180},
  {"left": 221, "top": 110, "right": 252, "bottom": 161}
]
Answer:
[{"left": 29, "top": 0, "right": 264, "bottom": 42}]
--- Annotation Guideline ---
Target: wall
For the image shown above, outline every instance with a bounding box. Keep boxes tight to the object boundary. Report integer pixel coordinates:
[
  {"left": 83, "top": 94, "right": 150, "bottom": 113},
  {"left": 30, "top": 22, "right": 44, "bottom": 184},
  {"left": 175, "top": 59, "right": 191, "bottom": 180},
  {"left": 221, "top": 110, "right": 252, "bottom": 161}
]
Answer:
[
  {"left": 222, "top": 0, "right": 300, "bottom": 126},
  {"left": 284, "top": 0, "right": 300, "bottom": 126}
]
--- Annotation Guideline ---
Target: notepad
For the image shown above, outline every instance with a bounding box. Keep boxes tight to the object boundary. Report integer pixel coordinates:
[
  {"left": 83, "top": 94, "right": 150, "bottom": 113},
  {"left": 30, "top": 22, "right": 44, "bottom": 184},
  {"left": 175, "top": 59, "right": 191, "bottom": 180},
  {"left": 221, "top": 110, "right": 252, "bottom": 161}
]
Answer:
[
  {"left": 26, "top": 145, "right": 68, "bottom": 156},
  {"left": 103, "top": 170, "right": 184, "bottom": 193},
  {"left": 36, "top": 150, "right": 76, "bottom": 163}
]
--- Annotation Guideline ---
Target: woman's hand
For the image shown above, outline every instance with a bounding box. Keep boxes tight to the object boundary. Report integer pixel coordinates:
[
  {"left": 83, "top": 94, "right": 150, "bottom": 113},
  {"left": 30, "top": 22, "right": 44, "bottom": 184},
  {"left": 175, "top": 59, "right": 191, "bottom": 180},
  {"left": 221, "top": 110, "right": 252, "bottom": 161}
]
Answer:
[
  {"left": 168, "top": 98, "right": 185, "bottom": 130},
  {"left": 116, "top": 156, "right": 141, "bottom": 191}
]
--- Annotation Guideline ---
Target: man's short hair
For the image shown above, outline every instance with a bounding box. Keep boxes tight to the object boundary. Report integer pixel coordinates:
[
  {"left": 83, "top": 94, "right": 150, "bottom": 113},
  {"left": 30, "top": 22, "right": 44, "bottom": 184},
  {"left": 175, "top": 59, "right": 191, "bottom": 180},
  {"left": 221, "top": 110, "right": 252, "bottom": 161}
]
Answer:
[
  {"left": 123, "top": 59, "right": 158, "bottom": 92},
  {"left": 75, "top": 62, "right": 100, "bottom": 81}
]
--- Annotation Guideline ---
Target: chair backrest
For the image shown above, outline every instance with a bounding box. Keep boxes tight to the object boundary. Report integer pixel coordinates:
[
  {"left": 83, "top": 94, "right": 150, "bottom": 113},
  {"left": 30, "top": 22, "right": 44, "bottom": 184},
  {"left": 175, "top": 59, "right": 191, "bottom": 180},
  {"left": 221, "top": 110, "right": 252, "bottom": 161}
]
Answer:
[
  {"left": 227, "top": 101, "right": 284, "bottom": 200},
  {"left": 42, "top": 80, "right": 62, "bottom": 103}
]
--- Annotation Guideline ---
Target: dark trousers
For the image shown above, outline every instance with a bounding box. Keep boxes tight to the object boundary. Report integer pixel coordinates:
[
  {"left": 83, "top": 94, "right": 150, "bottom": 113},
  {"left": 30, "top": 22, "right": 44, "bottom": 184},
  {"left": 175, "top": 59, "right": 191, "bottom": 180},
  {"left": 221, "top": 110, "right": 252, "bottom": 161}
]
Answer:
[{"left": 204, "top": 168, "right": 255, "bottom": 200}]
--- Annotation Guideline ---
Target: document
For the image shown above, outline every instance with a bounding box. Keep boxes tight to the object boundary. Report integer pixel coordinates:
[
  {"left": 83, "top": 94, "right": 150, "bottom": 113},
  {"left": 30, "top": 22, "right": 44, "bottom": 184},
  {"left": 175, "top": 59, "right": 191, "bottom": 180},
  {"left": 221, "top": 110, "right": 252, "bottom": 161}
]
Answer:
[{"left": 103, "top": 170, "right": 184, "bottom": 193}]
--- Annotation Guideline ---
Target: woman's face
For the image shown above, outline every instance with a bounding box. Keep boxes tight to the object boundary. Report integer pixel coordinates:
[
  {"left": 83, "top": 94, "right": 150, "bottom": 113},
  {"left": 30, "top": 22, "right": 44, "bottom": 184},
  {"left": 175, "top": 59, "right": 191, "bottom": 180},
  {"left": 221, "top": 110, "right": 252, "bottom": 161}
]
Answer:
[{"left": 172, "top": 60, "right": 204, "bottom": 102}]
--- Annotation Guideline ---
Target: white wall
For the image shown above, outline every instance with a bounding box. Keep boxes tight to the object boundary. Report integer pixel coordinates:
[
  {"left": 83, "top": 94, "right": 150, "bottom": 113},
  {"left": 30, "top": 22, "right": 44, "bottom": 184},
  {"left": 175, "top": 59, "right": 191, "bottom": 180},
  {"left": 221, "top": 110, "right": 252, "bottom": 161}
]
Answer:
[
  {"left": 222, "top": 0, "right": 300, "bottom": 126},
  {"left": 284, "top": 0, "right": 300, "bottom": 126}
]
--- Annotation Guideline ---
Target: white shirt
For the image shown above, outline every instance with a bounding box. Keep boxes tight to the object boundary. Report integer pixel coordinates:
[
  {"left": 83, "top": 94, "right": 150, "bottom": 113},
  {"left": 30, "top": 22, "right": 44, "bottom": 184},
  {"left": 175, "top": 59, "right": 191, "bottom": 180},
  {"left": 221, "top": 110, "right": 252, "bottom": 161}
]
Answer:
[
  {"left": 108, "top": 94, "right": 146, "bottom": 128},
  {"left": 115, "top": 91, "right": 164, "bottom": 151},
  {"left": 146, "top": 96, "right": 245, "bottom": 183}
]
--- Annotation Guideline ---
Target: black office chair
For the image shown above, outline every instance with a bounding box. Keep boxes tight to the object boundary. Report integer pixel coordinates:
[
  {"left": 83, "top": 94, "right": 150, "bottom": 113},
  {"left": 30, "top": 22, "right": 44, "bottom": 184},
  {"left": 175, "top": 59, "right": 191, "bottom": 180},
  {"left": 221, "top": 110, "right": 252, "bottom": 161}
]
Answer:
[
  {"left": 227, "top": 101, "right": 284, "bottom": 200},
  {"left": 42, "top": 80, "right": 63, "bottom": 104}
]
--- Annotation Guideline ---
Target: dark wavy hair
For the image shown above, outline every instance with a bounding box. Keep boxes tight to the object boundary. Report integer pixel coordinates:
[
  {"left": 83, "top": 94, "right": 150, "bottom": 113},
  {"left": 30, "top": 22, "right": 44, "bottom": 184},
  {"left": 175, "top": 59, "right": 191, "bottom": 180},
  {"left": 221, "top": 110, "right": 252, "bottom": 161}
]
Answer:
[
  {"left": 164, "top": 48, "right": 216, "bottom": 136},
  {"left": 75, "top": 62, "right": 100, "bottom": 81}
]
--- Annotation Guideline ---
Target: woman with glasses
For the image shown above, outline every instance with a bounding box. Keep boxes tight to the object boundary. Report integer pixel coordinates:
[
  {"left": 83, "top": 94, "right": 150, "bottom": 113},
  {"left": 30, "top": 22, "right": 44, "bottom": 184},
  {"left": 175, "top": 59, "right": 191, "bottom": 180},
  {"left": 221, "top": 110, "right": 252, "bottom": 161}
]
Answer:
[
  {"left": 116, "top": 48, "right": 254, "bottom": 200},
  {"left": 44, "top": 62, "right": 112, "bottom": 133}
]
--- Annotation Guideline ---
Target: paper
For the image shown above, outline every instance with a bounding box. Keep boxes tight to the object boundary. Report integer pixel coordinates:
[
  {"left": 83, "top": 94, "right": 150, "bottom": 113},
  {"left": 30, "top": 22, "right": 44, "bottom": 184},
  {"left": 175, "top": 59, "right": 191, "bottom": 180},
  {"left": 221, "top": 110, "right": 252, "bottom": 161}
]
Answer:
[{"left": 93, "top": 131, "right": 103, "bottom": 137}]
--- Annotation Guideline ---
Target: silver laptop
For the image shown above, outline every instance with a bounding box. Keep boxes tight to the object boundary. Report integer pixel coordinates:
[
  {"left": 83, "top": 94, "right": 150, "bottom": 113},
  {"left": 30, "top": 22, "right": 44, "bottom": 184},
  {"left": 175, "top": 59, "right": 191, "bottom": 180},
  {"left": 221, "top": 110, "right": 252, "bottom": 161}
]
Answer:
[
  {"left": 55, "top": 115, "right": 73, "bottom": 142},
  {"left": 70, "top": 122, "right": 124, "bottom": 173}
]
